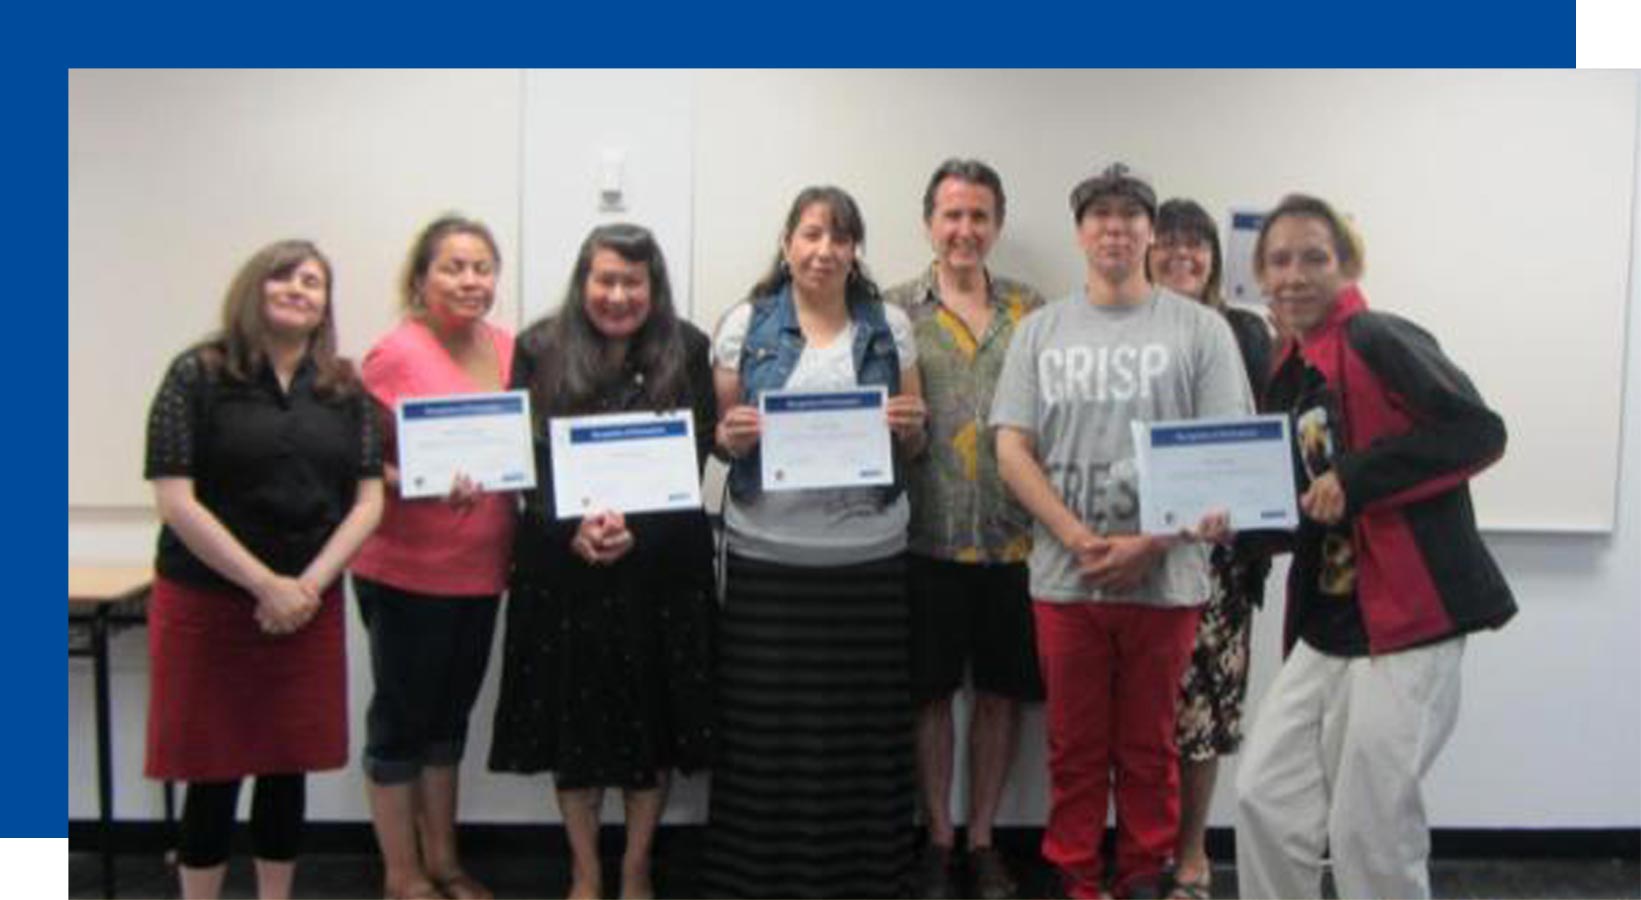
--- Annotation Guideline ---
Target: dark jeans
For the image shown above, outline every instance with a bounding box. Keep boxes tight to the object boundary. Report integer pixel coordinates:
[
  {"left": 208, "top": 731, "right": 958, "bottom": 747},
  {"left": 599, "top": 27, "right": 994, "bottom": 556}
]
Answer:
[{"left": 353, "top": 575, "right": 499, "bottom": 784}]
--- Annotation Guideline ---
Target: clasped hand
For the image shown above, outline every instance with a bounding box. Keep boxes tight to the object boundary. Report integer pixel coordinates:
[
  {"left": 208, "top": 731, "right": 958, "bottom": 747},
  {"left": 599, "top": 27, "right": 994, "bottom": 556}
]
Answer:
[
  {"left": 572, "top": 510, "right": 634, "bottom": 566},
  {"left": 253, "top": 574, "right": 321, "bottom": 636},
  {"left": 1068, "top": 509, "right": 1231, "bottom": 592}
]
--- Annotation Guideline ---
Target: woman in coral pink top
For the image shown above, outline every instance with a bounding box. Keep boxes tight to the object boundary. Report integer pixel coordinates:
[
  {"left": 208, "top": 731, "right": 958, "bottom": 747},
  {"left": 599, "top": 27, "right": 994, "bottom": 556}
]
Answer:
[{"left": 349, "top": 215, "right": 515, "bottom": 900}]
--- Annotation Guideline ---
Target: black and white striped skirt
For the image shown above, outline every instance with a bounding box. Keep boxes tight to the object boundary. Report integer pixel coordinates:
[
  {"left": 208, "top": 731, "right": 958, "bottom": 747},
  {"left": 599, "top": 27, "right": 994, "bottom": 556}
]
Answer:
[{"left": 701, "top": 552, "right": 916, "bottom": 899}]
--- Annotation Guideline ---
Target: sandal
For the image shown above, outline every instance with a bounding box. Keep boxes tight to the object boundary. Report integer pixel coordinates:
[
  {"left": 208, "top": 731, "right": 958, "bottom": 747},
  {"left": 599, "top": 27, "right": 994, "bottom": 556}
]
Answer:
[
  {"left": 1166, "top": 872, "right": 1212, "bottom": 900},
  {"left": 383, "top": 879, "right": 443, "bottom": 900},
  {"left": 430, "top": 871, "right": 494, "bottom": 900}
]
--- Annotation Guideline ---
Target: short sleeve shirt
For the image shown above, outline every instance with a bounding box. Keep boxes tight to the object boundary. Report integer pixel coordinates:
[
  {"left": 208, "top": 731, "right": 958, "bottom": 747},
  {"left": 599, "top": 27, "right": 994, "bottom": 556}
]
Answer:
[
  {"left": 348, "top": 318, "right": 517, "bottom": 596},
  {"left": 990, "top": 288, "right": 1254, "bottom": 605},
  {"left": 144, "top": 346, "right": 383, "bottom": 590},
  {"left": 884, "top": 265, "right": 1044, "bottom": 563},
  {"left": 712, "top": 300, "right": 918, "bottom": 567}
]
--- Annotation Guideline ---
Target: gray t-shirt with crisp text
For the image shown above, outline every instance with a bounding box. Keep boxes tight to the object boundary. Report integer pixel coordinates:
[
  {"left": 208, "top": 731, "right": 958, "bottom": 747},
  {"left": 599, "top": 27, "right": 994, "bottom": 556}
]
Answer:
[{"left": 989, "top": 288, "right": 1254, "bottom": 605}]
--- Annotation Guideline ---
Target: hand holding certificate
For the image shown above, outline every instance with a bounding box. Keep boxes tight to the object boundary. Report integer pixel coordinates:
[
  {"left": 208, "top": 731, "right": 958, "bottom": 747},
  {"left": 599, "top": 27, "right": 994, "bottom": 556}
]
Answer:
[
  {"left": 1132, "top": 414, "right": 1299, "bottom": 535},
  {"left": 396, "top": 390, "right": 537, "bottom": 499},
  {"left": 547, "top": 409, "right": 703, "bottom": 519},
  {"left": 759, "top": 387, "right": 894, "bottom": 491}
]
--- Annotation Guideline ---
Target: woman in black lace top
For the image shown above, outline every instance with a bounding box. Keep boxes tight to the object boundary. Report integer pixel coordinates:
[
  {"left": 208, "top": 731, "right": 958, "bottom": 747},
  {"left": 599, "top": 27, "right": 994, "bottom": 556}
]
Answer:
[{"left": 143, "top": 239, "right": 383, "bottom": 899}]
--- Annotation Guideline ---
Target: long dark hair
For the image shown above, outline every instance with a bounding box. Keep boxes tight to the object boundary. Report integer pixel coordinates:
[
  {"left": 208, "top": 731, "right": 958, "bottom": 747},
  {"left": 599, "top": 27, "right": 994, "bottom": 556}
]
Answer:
[
  {"left": 528, "top": 223, "right": 687, "bottom": 418},
  {"left": 199, "top": 239, "right": 356, "bottom": 397},
  {"left": 747, "top": 185, "right": 881, "bottom": 305}
]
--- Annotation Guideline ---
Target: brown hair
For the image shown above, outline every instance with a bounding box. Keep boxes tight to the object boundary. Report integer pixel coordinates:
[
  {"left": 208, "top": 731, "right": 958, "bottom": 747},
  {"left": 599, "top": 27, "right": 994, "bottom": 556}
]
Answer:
[
  {"left": 202, "top": 239, "right": 356, "bottom": 397},
  {"left": 1253, "top": 193, "right": 1365, "bottom": 280},
  {"left": 399, "top": 214, "right": 502, "bottom": 312},
  {"left": 1149, "top": 198, "right": 1225, "bottom": 307},
  {"left": 922, "top": 158, "right": 1006, "bottom": 225}
]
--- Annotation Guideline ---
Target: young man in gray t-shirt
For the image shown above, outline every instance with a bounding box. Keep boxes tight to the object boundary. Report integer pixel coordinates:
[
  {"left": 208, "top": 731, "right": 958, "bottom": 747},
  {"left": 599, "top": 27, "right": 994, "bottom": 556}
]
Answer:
[{"left": 991, "top": 163, "right": 1252, "bottom": 900}]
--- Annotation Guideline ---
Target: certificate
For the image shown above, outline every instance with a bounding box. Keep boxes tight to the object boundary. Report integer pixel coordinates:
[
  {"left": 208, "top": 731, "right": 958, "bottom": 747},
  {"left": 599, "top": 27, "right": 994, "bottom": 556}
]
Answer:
[
  {"left": 547, "top": 409, "right": 702, "bottom": 519},
  {"left": 1132, "top": 414, "right": 1299, "bottom": 534},
  {"left": 759, "top": 386, "right": 893, "bottom": 492},
  {"left": 396, "top": 391, "right": 536, "bottom": 499}
]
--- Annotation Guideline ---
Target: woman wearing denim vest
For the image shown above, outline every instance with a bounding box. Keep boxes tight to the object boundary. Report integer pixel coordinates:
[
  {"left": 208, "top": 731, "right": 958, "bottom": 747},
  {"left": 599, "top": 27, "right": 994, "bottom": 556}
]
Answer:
[{"left": 701, "top": 186, "right": 929, "bottom": 898}]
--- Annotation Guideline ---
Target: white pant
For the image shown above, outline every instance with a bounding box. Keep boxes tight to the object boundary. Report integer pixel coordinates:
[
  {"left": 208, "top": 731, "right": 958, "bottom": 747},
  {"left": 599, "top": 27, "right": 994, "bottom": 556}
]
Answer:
[{"left": 1235, "top": 637, "right": 1464, "bottom": 899}]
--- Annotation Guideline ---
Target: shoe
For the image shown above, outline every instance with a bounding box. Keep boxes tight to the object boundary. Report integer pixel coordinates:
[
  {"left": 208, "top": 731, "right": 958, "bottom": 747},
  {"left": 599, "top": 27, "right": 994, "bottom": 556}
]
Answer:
[
  {"left": 916, "top": 844, "right": 960, "bottom": 899},
  {"left": 969, "top": 846, "right": 1019, "bottom": 899},
  {"left": 1118, "top": 875, "right": 1167, "bottom": 900},
  {"left": 1166, "top": 869, "right": 1212, "bottom": 900}
]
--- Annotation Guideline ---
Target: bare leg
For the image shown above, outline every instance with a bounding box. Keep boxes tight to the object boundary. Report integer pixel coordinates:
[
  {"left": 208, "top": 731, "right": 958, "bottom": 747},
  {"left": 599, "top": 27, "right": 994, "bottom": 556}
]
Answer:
[
  {"left": 966, "top": 691, "right": 1020, "bottom": 850},
  {"left": 917, "top": 695, "right": 957, "bottom": 849},
  {"left": 178, "top": 863, "right": 227, "bottom": 899},
  {"left": 559, "top": 787, "right": 605, "bottom": 900},
  {"left": 416, "top": 766, "right": 459, "bottom": 874},
  {"left": 253, "top": 858, "right": 296, "bottom": 899},
  {"left": 620, "top": 775, "right": 670, "bottom": 899},
  {"left": 367, "top": 780, "right": 435, "bottom": 898},
  {"left": 1173, "top": 758, "right": 1218, "bottom": 890}
]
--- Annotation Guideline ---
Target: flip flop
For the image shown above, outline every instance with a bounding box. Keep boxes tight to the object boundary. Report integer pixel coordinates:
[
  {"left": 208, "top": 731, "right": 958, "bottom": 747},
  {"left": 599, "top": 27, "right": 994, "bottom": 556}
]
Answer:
[{"left": 430, "top": 871, "right": 493, "bottom": 900}]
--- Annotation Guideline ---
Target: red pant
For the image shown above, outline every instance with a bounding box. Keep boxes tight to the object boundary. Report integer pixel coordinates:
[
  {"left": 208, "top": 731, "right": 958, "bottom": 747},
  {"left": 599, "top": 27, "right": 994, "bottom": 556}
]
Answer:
[{"left": 1033, "top": 601, "right": 1201, "bottom": 899}]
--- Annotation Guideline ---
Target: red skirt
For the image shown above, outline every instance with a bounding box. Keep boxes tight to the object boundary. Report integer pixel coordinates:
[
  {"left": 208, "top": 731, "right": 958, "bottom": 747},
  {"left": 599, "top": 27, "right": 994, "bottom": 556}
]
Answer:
[{"left": 145, "top": 575, "right": 348, "bottom": 781}]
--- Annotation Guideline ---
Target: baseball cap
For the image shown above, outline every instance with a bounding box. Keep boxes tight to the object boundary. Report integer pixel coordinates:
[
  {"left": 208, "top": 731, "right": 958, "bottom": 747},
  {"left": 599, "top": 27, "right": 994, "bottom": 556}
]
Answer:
[{"left": 1069, "top": 162, "right": 1158, "bottom": 222}]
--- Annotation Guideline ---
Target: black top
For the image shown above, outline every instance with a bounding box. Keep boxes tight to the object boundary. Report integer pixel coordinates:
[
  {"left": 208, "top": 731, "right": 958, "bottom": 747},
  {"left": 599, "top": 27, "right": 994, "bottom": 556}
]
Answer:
[
  {"left": 144, "top": 346, "right": 383, "bottom": 591},
  {"left": 1222, "top": 305, "right": 1274, "bottom": 398},
  {"left": 1283, "top": 356, "right": 1369, "bottom": 656},
  {"left": 510, "top": 320, "right": 717, "bottom": 592},
  {"left": 1218, "top": 304, "right": 1276, "bottom": 603}
]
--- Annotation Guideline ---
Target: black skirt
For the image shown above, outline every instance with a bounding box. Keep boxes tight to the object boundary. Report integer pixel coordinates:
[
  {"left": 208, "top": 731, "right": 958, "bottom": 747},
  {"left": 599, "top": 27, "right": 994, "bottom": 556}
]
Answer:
[
  {"left": 701, "top": 552, "right": 916, "bottom": 899},
  {"left": 488, "top": 513, "right": 716, "bottom": 790}
]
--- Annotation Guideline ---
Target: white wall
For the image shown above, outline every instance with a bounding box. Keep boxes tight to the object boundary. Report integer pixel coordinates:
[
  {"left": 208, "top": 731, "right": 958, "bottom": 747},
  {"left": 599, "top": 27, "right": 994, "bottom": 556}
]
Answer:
[
  {"left": 69, "top": 70, "right": 1640, "bottom": 830},
  {"left": 519, "top": 69, "right": 696, "bottom": 323},
  {"left": 68, "top": 69, "right": 524, "bottom": 507},
  {"left": 685, "top": 69, "right": 1634, "bottom": 533}
]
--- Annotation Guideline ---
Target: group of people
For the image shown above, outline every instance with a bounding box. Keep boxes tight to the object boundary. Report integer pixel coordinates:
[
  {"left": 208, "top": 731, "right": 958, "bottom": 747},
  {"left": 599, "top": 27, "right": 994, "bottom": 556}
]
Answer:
[{"left": 141, "top": 158, "right": 1516, "bottom": 900}]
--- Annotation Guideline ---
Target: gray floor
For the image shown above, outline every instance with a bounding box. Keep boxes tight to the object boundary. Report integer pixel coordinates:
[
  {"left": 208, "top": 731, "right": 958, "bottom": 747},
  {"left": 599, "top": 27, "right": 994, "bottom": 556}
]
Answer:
[{"left": 70, "top": 843, "right": 1641, "bottom": 899}]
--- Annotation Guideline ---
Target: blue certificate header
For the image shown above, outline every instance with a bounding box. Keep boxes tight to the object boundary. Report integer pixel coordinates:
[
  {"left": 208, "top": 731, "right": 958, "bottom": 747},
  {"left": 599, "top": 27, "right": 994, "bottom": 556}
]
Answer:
[
  {"left": 765, "top": 390, "right": 883, "bottom": 413},
  {"left": 403, "top": 395, "right": 525, "bottom": 420},
  {"left": 569, "top": 420, "right": 688, "bottom": 444},
  {"left": 1151, "top": 420, "right": 1284, "bottom": 448}
]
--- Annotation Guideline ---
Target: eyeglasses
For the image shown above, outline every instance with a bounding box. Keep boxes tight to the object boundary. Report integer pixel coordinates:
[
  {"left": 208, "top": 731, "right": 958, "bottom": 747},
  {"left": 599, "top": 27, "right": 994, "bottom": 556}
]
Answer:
[{"left": 1153, "top": 234, "right": 1210, "bottom": 252}]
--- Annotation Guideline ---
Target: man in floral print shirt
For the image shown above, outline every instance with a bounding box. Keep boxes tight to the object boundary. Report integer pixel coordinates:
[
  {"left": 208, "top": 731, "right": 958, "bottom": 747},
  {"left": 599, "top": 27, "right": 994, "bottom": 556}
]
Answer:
[{"left": 885, "top": 158, "right": 1045, "bottom": 900}]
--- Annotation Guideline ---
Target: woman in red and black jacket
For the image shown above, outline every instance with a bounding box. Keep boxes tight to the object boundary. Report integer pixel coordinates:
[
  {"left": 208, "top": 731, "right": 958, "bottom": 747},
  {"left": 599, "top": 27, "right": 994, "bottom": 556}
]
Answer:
[{"left": 1234, "top": 194, "right": 1516, "bottom": 900}]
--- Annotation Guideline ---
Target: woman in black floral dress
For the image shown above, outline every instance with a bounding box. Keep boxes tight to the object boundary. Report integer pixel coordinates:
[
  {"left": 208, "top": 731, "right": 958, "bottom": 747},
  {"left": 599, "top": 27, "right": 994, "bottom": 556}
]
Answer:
[
  {"left": 1146, "top": 199, "right": 1274, "bottom": 899},
  {"left": 489, "top": 223, "right": 715, "bottom": 900}
]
